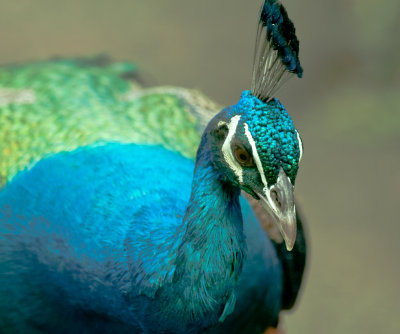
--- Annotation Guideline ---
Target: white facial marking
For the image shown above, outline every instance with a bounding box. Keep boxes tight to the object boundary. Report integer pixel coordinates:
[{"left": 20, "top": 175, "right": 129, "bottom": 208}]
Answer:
[
  {"left": 296, "top": 130, "right": 303, "bottom": 162},
  {"left": 244, "top": 123, "right": 268, "bottom": 189},
  {"left": 221, "top": 115, "right": 243, "bottom": 183}
]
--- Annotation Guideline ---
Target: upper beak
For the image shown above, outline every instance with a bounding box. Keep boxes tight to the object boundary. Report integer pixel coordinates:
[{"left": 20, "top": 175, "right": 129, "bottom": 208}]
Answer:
[{"left": 255, "top": 168, "right": 297, "bottom": 251}]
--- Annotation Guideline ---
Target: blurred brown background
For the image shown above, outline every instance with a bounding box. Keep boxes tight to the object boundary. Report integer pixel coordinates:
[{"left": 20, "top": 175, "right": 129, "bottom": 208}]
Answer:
[{"left": 1, "top": 0, "right": 399, "bottom": 333}]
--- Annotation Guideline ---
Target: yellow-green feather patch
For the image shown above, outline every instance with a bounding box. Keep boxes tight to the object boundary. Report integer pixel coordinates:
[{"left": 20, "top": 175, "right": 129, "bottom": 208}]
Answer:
[{"left": 0, "top": 58, "right": 214, "bottom": 187}]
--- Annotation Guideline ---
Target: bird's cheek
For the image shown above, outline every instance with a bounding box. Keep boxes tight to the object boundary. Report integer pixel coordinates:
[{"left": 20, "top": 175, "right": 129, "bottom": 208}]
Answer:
[{"left": 240, "top": 184, "right": 258, "bottom": 199}]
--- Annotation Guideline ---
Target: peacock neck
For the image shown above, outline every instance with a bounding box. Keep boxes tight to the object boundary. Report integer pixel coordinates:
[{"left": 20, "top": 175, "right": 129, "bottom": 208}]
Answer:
[
  {"left": 184, "top": 136, "right": 243, "bottom": 232},
  {"left": 171, "top": 134, "right": 246, "bottom": 321}
]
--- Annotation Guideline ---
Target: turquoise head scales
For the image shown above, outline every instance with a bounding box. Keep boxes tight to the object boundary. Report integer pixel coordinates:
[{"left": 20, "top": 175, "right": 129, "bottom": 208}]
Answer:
[{"left": 226, "top": 90, "right": 302, "bottom": 186}]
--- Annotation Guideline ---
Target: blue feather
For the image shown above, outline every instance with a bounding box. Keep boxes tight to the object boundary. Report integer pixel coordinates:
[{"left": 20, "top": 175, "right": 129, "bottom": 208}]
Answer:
[
  {"left": 261, "top": 0, "right": 302, "bottom": 77},
  {"left": 0, "top": 1, "right": 306, "bottom": 332},
  {"left": 252, "top": 0, "right": 303, "bottom": 101},
  {"left": 0, "top": 143, "right": 283, "bottom": 333}
]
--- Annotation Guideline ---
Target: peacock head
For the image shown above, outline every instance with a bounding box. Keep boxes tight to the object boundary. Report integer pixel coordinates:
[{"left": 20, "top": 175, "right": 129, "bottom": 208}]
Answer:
[
  {"left": 206, "top": 0, "right": 304, "bottom": 250},
  {"left": 207, "top": 90, "right": 303, "bottom": 251}
]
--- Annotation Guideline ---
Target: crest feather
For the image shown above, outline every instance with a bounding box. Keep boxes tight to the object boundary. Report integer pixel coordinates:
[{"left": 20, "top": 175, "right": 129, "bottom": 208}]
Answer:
[{"left": 251, "top": 0, "right": 303, "bottom": 101}]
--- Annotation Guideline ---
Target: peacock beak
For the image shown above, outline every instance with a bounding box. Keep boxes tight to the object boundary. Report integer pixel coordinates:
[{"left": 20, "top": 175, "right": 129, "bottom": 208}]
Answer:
[{"left": 255, "top": 168, "right": 297, "bottom": 251}]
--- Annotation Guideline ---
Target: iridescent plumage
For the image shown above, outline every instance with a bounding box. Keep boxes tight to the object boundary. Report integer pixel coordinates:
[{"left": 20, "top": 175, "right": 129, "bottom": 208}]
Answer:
[
  {"left": 0, "top": 1, "right": 306, "bottom": 333},
  {"left": 225, "top": 90, "right": 301, "bottom": 185}
]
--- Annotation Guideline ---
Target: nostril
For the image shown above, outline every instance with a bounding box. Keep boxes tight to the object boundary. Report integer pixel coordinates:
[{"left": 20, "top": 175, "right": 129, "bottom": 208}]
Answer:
[{"left": 271, "top": 189, "right": 282, "bottom": 209}]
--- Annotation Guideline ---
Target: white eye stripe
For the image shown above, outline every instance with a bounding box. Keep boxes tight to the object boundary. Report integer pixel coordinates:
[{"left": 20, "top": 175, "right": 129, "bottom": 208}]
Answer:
[
  {"left": 296, "top": 130, "right": 303, "bottom": 161},
  {"left": 221, "top": 115, "right": 243, "bottom": 183},
  {"left": 244, "top": 123, "right": 269, "bottom": 189}
]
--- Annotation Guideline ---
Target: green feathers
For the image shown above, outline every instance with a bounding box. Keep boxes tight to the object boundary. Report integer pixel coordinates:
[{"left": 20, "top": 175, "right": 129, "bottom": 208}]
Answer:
[{"left": 0, "top": 58, "right": 217, "bottom": 187}]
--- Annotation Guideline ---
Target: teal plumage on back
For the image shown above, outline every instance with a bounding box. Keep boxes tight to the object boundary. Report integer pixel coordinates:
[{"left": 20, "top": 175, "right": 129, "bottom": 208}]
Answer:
[{"left": 0, "top": 1, "right": 306, "bottom": 333}]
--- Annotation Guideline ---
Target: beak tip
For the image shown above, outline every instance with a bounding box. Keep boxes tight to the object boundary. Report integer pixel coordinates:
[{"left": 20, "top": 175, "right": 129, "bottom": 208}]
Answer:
[
  {"left": 285, "top": 240, "right": 295, "bottom": 252},
  {"left": 282, "top": 223, "right": 297, "bottom": 252}
]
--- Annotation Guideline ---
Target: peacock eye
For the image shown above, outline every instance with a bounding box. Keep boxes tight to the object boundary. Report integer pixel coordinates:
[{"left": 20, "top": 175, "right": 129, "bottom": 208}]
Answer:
[{"left": 233, "top": 146, "right": 254, "bottom": 167}]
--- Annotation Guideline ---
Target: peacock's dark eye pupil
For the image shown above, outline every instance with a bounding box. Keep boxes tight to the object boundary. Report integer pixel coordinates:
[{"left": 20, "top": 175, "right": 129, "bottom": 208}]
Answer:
[{"left": 234, "top": 147, "right": 254, "bottom": 167}]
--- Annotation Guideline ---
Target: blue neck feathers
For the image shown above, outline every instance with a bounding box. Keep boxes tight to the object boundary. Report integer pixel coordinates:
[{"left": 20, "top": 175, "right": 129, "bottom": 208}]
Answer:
[
  {"left": 126, "top": 136, "right": 246, "bottom": 331},
  {"left": 0, "top": 140, "right": 248, "bottom": 331},
  {"left": 155, "top": 135, "right": 246, "bottom": 327}
]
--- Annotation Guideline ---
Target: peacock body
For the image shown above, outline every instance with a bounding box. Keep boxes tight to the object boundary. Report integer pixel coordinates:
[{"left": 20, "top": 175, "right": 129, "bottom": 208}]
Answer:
[{"left": 0, "top": 1, "right": 306, "bottom": 333}]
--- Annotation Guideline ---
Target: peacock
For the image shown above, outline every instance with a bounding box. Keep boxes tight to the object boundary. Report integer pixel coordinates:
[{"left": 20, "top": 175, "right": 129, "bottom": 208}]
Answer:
[{"left": 0, "top": 1, "right": 306, "bottom": 333}]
